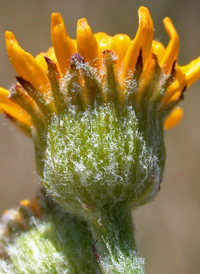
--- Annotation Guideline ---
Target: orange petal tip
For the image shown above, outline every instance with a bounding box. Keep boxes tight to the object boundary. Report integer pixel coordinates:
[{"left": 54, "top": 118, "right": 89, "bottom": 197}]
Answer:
[
  {"left": 51, "top": 12, "right": 66, "bottom": 31},
  {"left": 164, "top": 107, "right": 183, "bottom": 130}
]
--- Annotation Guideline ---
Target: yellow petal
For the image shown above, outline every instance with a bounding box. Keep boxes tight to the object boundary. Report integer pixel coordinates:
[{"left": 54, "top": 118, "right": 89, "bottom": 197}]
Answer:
[
  {"left": 160, "top": 18, "right": 179, "bottom": 74},
  {"left": 151, "top": 40, "right": 165, "bottom": 63},
  {"left": 93, "top": 32, "right": 110, "bottom": 75},
  {"left": 95, "top": 34, "right": 113, "bottom": 59},
  {"left": 164, "top": 107, "right": 183, "bottom": 130},
  {"left": 35, "top": 47, "right": 61, "bottom": 76},
  {"left": 168, "top": 90, "right": 182, "bottom": 102},
  {"left": 72, "top": 39, "right": 77, "bottom": 48},
  {"left": 51, "top": 13, "right": 76, "bottom": 75},
  {"left": 35, "top": 52, "right": 47, "bottom": 73},
  {"left": 46, "top": 47, "right": 57, "bottom": 64},
  {"left": 94, "top": 32, "right": 107, "bottom": 63},
  {"left": 35, "top": 47, "right": 58, "bottom": 71},
  {"left": 145, "top": 40, "right": 165, "bottom": 71},
  {"left": 94, "top": 32, "right": 108, "bottom": 45},
  {"left": 123, "top": 6, "right": 154, "bottom": 79},
  {"left": 5, "top": 31, "right": 49, "bottom": 93},
  {"left": 113, "top": 34, "right": 131, "bottom": 76},
  {"left": 163, "top": 65, "right": 186, "bottom": 103},
  {"left": 180, "top": 56, "right": 200, "bottom": 88},
  {"left": 0, "top": 87, "right": 32, "bottom": 126},
  {"left": 76, "top": 18, "right": 100, "bottom": 70}
]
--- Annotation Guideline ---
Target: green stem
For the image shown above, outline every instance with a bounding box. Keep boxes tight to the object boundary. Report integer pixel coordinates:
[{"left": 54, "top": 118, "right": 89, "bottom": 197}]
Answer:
[{"left": 89, "top": 203, "right": 145, "bottom": 274}]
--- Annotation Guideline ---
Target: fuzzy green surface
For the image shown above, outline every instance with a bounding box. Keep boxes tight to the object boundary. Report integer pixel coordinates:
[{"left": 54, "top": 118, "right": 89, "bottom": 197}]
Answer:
[
  {"left": 0, "top": 191, "right": 101, "bottom": 274},
  {"left": 0, "top": 260, "right": 18, "bottom": 274},
  {"left": 8, "top": 217, "right": 100, "bottom": 274},
  {"left": 39, "top": 102, "right": 165, "bottom": 217},
  {"left": 88, "top": 203, "right": 146, "bottom": 273}
]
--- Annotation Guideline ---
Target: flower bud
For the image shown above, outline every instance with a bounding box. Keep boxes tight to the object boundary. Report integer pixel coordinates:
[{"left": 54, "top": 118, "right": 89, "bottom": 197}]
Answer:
[
  {"left": 0, "top": 189, "right": 100, "bottom": 273},
  {"left": 1, "top": 7, "right": 200, "bottom": 221},
  {"left": 38, "top": 56, "right": 166, "bottom": 218}
]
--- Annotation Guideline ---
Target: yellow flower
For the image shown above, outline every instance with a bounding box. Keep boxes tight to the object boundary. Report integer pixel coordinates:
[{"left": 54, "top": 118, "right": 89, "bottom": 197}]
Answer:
[
  {"left": 0, "top": 6, "right": 200, "bottom": 134},
  {"left": 1, "top": 4, "right": 200, "bottom": 219}
]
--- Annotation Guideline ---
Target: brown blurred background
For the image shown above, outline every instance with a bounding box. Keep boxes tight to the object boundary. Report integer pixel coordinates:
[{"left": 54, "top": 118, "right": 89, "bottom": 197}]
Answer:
[{"left": 0, "top": 0, "right": 200, "bottom": 273}]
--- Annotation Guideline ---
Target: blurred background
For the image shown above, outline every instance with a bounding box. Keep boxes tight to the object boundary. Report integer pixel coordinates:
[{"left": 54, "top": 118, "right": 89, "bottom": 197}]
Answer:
[{"left": 0, "top": 0, "right": 200, "bottom": 273}]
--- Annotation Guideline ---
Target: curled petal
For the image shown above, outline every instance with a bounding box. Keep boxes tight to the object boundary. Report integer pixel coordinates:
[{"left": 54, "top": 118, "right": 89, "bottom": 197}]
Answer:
[
  {"left": 180, "top": 56, "right": 200, "bottom": 87},
  {"left": 163, "top": 65, "right": 187, "bottom": 103},
  {"left": 0, "top": 87, "right": 32, "bottom": 126},
  {"left": 161, "top": 18, "right": 180, "bottom": 74},
  {"left": 35, "top": 48, "right": 59, "bottom": 75},
  {"left": 5, "top": 32, "right": 49, "bottom": 93},
  {"left": 145, "top": 41, "right": 165, "bottom": 70},
  {"left": 77, "top": 18, "right": 100, "bottom": 70},
  {"left": 10, "top": 85, "right": 45, "bottom": 130},
  {"left": 151, "top": 41, "right": 165, "bottom": 63},
  {"left": 123, "top": 6, "right": 154, "bottom": 79},
  {"left": 51, "top": 13, "right": 76, "bottom": 75},
  {"left": 164, "top": 107, "right": 183, "bottom": 130},
  {"left": 113, "top": 34, "right": 131, "bottom": 76}
]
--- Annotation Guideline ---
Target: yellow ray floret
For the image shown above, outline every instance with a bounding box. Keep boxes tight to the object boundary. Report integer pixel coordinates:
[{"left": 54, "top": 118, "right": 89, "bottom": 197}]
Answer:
[
  {"left": 180, "top": 56, "right": 200, "bottom": 88},
  {"left": 94, "top": 32, "right": 108, "bottom": 59},
  {"left": 160, "top": 18, "right": 180, "bottom": 74},
  {"left": 5, "top": 32, "right": 50, "bottom": 93},
  {"left": 123, "top": 6, "right": 154, "bottom": 79},
  {"left": 51, "top": 13, "right": 76, "bottom": 75},
  {"left": 35, "top": 47, "right": 59, "bottom": 76},
  {"left": 76, "top": 18, "right": 100, "bottom": 70},
  {"left": 0, "top": 6, "right": 200, "bottom": 135},
  {"left": 163, "top": 65, "right": 187, "bottom": 103},
  {"left": 164, "top": 107, "right": 183, "bottom": 130},
  {"left": 113, "top": 35, "right": 131, "bottom": 72},
  {"left": 94, "top": 33, "right": 114, "bottom": 74},
  {"left": 0, "top": 87, "right": 32, "bottom": 126}
]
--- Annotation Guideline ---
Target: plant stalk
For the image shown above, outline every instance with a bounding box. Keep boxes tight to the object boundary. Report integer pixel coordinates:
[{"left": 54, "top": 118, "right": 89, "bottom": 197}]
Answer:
[{"left": 88, "top": 203, "right": 145, "bottom": 274}]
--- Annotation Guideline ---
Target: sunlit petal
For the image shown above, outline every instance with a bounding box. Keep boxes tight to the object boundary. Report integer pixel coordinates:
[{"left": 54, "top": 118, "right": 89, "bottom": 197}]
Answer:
[
  {"left": 180, "top": 56, "right": 200, "bottom": 87},
  {"left": 0, "top": 87, "right": 32, "bottom": 126},
  {"left": 164, "top": 107, "right": 183, "bottom": 129},
  {"left": 77, "top": 18, "right": 100, "bottom": 70},
  {"left": 5, "top": 31, "right": 49, "bottom": 93},
  {"left": 160, "top": 18, "right": 179, "bottom": 74},
  {"left": 51, "top": 13, "right": 76, "bottom": 75},
  {"left": 123, "top": 6, "right": 154, "bottom": 79}
]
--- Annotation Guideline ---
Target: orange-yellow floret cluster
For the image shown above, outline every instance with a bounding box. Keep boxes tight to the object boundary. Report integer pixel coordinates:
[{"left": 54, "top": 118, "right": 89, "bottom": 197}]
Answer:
[{"left": 0, "top": 6, "right": 200, "bottom": 133}]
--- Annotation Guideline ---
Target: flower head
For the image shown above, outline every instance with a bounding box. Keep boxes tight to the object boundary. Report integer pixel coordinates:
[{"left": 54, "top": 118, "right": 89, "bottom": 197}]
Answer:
[{"left": 0, "top": 6, "right": 200, "bottom": 216}]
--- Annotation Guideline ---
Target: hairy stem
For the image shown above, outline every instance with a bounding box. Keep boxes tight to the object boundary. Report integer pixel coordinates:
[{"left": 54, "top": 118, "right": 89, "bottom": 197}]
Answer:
[{"left": 89, "top": 203, "right": 145, "bottom": 273}]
